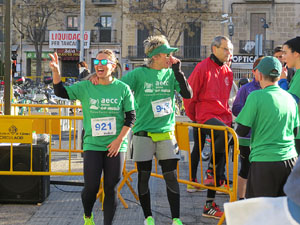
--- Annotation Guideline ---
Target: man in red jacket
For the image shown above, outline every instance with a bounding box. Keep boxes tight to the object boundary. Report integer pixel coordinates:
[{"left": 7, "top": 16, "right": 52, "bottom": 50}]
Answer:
[{"left": 183, "top": 36, "right": 233, "bottom": 219}]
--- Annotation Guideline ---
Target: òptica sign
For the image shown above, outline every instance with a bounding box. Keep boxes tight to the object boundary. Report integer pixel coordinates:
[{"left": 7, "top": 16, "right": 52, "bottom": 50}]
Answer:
[{"left": 232, "top": 55, "right": 258, "bottom": 63}]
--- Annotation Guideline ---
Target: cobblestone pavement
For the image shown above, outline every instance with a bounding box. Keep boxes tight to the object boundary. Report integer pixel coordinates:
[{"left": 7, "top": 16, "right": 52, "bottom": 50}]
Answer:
[{"left": 0, "top": 154, "right": 232, "bottom": 225}]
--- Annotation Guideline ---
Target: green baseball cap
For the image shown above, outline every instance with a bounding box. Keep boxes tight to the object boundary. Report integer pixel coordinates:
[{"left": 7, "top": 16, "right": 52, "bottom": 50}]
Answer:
[
  {"left": 147, "top": 44, "right": 178, "bottom": 58},
  {"left": 254, "top": 56, "right": 282, "bottom": 77}
]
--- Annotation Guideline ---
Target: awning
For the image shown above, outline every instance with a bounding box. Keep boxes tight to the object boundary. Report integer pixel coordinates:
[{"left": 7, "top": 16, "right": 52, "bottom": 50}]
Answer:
[{"left": 11, "top": 45, "right": 19, "bottom": 51}]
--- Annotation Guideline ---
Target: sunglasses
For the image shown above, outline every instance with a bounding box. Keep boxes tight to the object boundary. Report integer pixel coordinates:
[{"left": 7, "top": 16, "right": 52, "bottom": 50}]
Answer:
[{"left": 93, "top": 59, "right": 114, "bottom": 66}]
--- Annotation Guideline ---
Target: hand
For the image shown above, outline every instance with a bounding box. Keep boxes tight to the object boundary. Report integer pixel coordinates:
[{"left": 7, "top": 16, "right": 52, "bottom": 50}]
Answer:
[
  {"left": 280, "top": 66, "right": 288, "bottom": 79},
  {"left": 89, "top": 74, "right": 99, "bottom": 85},
  {"left": 49, "top": 52, "right": 60, "bottom": 74},
  {"left": 49, "top": 52, "right": 62, "bottom": 84},
  {"left": 170, "top": 55, "right": 180, "bottom": 65},
  {"left": 170, "top": 56, "right": 181, "bottom": 71},
  {"left": 106, "top": 138, "right": 122, "bottom": 157}
]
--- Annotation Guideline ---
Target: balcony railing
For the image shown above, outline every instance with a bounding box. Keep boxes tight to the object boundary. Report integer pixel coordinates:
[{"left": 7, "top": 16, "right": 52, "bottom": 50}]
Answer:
[
  {"left": 91, "top": 0, "right": 117, "bottom": 5},
  {"left": 244, "top": 0, "right": 272, "bottom": 2},
  {"left": 176, "top": 0, "right": 205, "bottom": 12},
  {"left": 128, "top": 45, "right": 207, "bottom": 60},
  {"left": 91, "top": 29, "right": 118, "bottom": 43},
  {"left": 129, "top": 0, "right": 161, "bottom": 12},
  {"left": 239, "top": 40, "right": 274, "bottom": 55}
]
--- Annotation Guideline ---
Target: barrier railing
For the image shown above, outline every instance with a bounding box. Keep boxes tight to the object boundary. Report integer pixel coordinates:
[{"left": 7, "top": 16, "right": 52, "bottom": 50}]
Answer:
[
  {"left": 0, "top": 113, "right": 135, "bottom": 208},
  {"left": 0, "top": 115, "right": 83, "bottom": 176},
  {"left": 0, "top": 112, "right": 239, "bottom": 223},
  {"left": 118, "top": 122, "right": 239, "bottom": 225}
]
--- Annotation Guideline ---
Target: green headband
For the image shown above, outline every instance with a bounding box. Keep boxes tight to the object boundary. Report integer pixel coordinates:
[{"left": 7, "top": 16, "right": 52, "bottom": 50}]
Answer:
[{"left": 147, "top": 44, "right": 178, "bottom": 58}]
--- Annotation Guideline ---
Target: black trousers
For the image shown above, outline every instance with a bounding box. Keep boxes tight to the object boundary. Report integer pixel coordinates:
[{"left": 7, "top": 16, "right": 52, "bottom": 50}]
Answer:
[
  {"left": 190, "top": 118, "right": 228, "bottom": 199},
  {"left": 246, "top": 157, "right": 297, "bottom": 199},
  {"left": 81, "top": 150, "right": 125, "bottom": 225}
]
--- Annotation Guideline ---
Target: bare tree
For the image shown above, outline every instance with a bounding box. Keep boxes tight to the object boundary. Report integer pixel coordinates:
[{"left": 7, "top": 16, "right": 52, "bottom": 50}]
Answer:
[
  {"left": 124, "top": 0, "right": 221, "bottom": 46},
  {"left": 12, "top": 0, "right": 77, "bottom": 78}
]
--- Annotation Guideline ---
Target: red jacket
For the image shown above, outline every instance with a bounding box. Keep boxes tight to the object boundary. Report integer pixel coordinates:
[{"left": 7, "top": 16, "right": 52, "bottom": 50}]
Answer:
[{"left": 183, "top": 57, "right": 233, "bottom": 126}]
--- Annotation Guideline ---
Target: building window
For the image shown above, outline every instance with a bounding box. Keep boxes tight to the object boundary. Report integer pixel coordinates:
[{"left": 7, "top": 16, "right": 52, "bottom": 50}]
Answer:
[
  {"left": 99, "top": 16, "right": 112, "bottom": 42},
  {"left": 67, "top": 16, "right": 78, "bottom": 30},
  {"left": 184, "top": 22, "right": 201, "bottom": 58}
]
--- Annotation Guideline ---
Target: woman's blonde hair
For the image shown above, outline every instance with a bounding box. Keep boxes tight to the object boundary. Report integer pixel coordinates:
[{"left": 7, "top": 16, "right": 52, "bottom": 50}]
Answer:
[
  {"left": 144, "top": 35, "right": 169, "bottom": 66},
  {"left": 95, "top": 49, "right": 122, "bottom": 78}
]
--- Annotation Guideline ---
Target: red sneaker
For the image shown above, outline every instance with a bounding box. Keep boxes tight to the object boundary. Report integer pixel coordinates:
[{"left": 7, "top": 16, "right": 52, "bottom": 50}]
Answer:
[
  {"left": 202, "top": 202, "right": 223, "bottom": 219},
  {"left": 203, "top": 169, "right": 214, "bottom": 186}
]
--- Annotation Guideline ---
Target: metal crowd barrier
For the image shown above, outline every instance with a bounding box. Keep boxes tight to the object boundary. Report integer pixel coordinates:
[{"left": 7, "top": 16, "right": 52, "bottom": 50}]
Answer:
[
  {"left": 118, "top": 122, "right": 239, "bottom": 225},
  {"left": 0, "top": 108, "right": 239, "bottom": 224},
  {"left": 0, "top": 108, "right": 136, "bottom": 208}
]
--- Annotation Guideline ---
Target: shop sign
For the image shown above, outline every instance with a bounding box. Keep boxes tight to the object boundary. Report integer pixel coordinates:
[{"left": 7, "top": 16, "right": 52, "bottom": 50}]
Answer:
[
  {"left": 26, "top": 52, "right": 52, "bottom": 59},
  {"left": 57, "top": 49, "right": 80, "bottom": 57},
  {"left": 0, "top": 119, "right": 32, "bottom": 143},
  {"left": 49, "top": 31, "right": 90, "bottom": 49},
  {"left": 232, "top": 55, "right": 258, "bottom": 63}
]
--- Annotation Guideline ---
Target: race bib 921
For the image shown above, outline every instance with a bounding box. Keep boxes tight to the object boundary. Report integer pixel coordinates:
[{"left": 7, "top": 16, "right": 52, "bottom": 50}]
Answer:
[{"left": 91, "top": 117, "right": 116, "bottom": 136}]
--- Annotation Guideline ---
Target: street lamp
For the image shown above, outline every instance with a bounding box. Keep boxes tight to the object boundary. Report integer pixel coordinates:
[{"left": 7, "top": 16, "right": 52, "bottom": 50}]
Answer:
[
  {"left": 94, "top": 22, "right": 101, "bottom": 51},
  {"left": 221, "top": 14, "right": 234, "bottom": 41},
  {"left": 260, "top": 18, "right": 269, "bottom": 55}
]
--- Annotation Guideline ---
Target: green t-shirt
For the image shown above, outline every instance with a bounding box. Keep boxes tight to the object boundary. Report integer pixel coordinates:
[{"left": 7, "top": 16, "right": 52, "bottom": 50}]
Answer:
[
  {"left": 288, "top": 69, "right": 300, "bottom": 98},
  {"left": 235, "top": 85, "right": 299, "bottom": 162},
  {"left": 288, "top": 69, "right": 300, "bottom": 139},
  {"left": 239, "top": 138, "right": 250, "bottom": 147},
  {"left": 65, "top": 79, "right": 135, "bottom": 152},
  {"left": 121, "top": 66, "right": 180, "bottom": 133}
]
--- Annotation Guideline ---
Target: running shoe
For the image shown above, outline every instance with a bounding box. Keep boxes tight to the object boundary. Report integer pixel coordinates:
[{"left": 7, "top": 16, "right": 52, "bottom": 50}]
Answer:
[
  {"left": 187, "top": 179, "right": 205, "bottom": 193},
  {"left": 203, "top": 169, "right": 215, "bottom": 186},
  {"left": 172, "top": 218, "right": 183, "bottom": 225},
  {"left": 202, "top": 202, "right": 223, "bottom": 219},
  {"left": 216, "top": 180, "right": 233, "bottom": 194},
  {"left": 83, "top": 213, "right": 95, "bottom": 225},
  {"left": 144, "top": 216, "right": 155, "bottom": 225}
]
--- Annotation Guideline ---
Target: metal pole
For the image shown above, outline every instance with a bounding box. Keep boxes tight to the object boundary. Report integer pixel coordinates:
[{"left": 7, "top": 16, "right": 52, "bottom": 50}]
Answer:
[
  {"left": 4, "top": 0, "right": 11, "bottom": 115},
  {"left": 80, "top": 0, "right": 85, "bottom": 62},
  {"left": 77, "top": 0, "right": 85, "bottom": 156}
]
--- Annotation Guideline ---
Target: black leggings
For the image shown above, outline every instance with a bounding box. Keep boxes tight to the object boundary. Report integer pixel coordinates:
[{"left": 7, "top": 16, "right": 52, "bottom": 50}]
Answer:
[
  {"left": 190, "top": 118, "right": 227, "bottom": 199},
  {"left": 137, "top": 159, "right": 180, "bottom": 219},
  {"left": 81, "top": 150, "right": 125, "bottom": 225}
]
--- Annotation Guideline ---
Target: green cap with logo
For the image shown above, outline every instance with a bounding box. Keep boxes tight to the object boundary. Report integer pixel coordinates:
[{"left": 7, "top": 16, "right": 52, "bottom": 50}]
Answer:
[{"left": 254, "top": 56, "right": 282, "bottom": 77}]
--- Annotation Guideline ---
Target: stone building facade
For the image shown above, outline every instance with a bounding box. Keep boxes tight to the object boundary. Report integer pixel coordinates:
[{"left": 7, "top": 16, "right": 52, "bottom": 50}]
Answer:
[{"left": 1, "top": 0, "right": 300, "bottom": 80}]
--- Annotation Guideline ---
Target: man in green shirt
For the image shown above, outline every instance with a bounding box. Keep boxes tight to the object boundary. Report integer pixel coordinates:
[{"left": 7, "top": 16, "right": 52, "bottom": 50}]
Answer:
[
  {"left": 235, "top": 56, "right": 299, "bottom": 198},
  {"left": 282, "top": 37, "right": 300, "bottom": 154}
]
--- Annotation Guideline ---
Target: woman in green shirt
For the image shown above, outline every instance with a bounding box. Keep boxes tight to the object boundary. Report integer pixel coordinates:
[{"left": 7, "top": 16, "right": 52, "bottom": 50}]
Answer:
[
  {"left": 121, "top": 36, "right": 192, "bottom": 225},
  {"left": 49, "top": 49, "right": 135, "bottom": 225}
]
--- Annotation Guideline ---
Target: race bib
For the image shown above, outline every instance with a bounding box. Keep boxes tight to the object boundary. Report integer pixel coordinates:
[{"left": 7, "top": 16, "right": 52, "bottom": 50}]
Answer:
[
  {"left": 91, "top": 117, "right": 116, "bottom": 136},
  {"left": 151, "top": 98, "right": 173, "bottom": 118}
]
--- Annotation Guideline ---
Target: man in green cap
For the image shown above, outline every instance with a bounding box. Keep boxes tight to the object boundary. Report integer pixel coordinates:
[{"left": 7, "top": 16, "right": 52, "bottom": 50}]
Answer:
[{"left": 235, "top": 56, "right": 299, "bottom": 198}]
